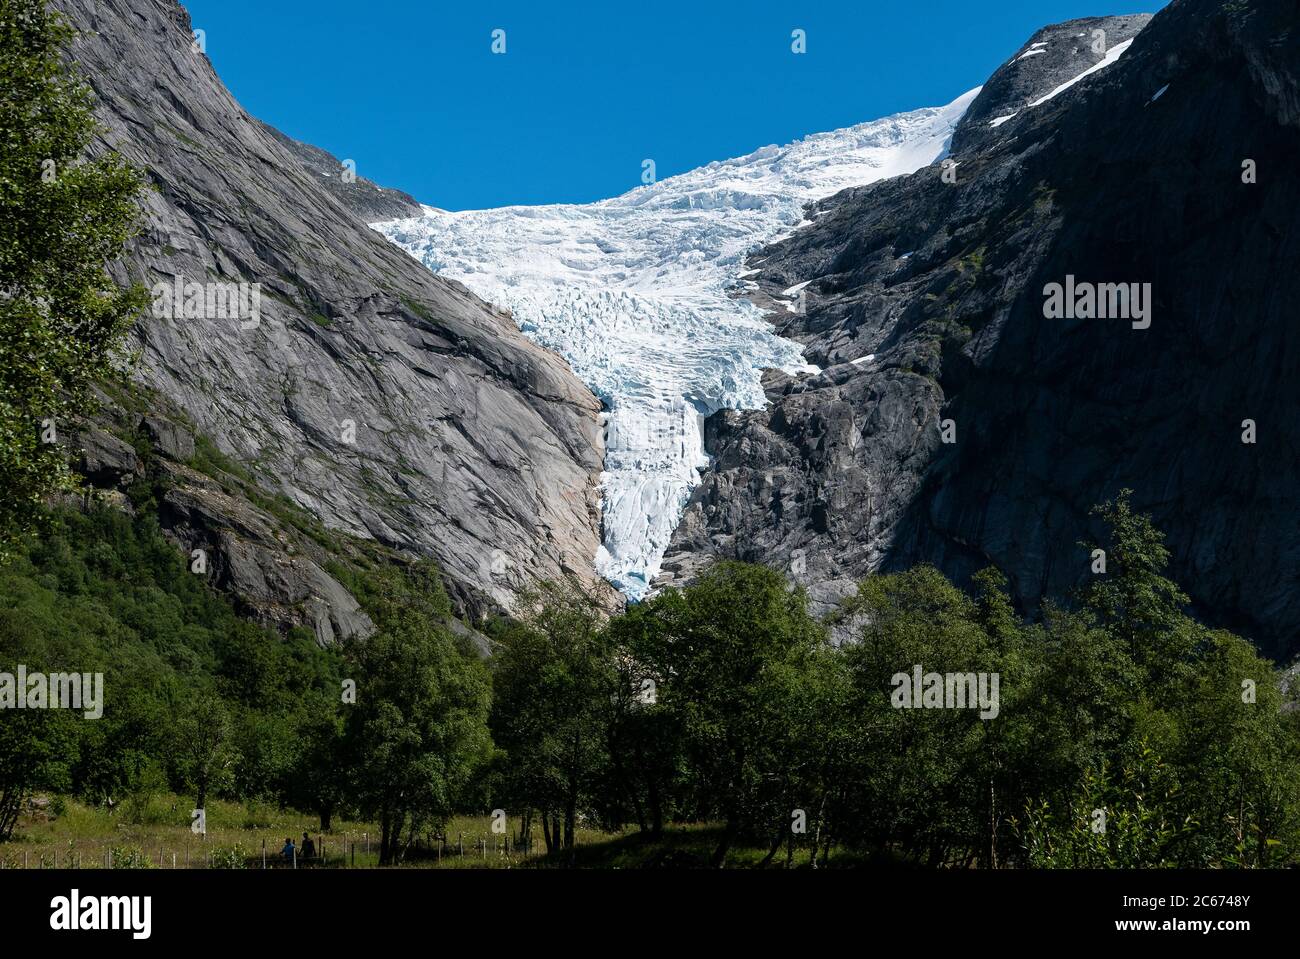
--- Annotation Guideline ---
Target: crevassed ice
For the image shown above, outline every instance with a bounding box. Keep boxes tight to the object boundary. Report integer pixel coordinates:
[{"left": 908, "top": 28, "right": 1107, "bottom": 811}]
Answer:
[{"left": 373, "top": 87, "right": 979, "bottom": 600}]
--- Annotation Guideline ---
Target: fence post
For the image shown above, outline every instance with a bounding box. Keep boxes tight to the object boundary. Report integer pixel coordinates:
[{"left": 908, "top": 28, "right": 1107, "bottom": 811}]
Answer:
[
  {"left": 262, "top": 839, "right": 266, "bottom": 870},
  {"left": 351, "top": 843, "right": 355, "bottom": 868}
]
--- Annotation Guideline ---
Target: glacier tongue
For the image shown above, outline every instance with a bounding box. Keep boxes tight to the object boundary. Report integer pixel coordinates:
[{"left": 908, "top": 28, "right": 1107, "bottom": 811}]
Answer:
[{"left": 373, "top": 87, "right": 979, "bottom": 600}]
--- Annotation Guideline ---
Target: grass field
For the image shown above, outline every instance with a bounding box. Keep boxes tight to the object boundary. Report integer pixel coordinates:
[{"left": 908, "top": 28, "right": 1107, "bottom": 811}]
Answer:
[{"left": 1, "top": 794, "right": 862, "bottom": 869}]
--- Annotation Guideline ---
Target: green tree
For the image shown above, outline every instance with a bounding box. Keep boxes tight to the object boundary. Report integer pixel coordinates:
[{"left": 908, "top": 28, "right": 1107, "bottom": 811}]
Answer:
[
  {"left": 286, "top": 707, "right": 350, "bottom": 832},
  {"left": 1082, "top": 490, "right": 1201, "bottom": 691},
  {"left": 1170, "top": 629, "right": 1300, "bottom": 866},
  {"left": 489, "top": 578, "right": 613, "bottom": 857},
  {"left": 170, "top": 690, "right": 234, "bottom": 813},
  {"left": 835, "top": 566, "right": 1007, "bottom": 866},
  {"left": 0, "top": 685, "right": 75, "bottom": 840},
  {"left": 600, "top": 601, "right": 685, "bottom": 840},
  {"left": 1012, "top": 743, "right": 1196, "bottom": 868},
  {"left": 344, "top": 562, "right": 492, "bottom": 865},
  {"left": 623, "top": 561, "right": 829, "bottom": 867},
  {"left": 0, "top": 0, "right": 148, "bottom": 557}
]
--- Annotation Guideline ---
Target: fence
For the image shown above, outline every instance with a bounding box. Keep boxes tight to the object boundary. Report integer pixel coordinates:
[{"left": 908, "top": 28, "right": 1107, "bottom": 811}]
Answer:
[{"left": 0, "top": 829, "right": 559, "bottom": 869}]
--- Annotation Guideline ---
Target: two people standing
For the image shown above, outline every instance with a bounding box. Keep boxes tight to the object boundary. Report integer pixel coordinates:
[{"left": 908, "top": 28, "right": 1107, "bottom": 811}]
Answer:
[{"left": 280, "top": 832, "right": 317, "bottom": 865}]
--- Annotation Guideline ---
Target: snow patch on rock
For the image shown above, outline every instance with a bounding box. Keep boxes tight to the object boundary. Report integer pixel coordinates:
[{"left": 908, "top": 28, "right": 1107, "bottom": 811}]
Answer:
[{"left": 1029, "top": 38, "right": 1135, "bottom": 108}]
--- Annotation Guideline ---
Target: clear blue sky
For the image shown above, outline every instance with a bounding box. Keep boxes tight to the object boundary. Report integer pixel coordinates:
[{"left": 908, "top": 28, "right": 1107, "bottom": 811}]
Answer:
[{"left": 180, "top": 1, "right": 1165, "bottom": 210}]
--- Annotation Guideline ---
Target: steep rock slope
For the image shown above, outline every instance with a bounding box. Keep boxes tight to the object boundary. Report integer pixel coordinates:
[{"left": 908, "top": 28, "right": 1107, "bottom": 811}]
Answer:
[
  {"left": 55, "top": 0, "right": 614, "bottom": 616},
  {"left": 66, "top": 387, "right": 376, "bottom": 647},
  {"left": 952, "top": 14, "right": 1153, "bottom": 154},
  {"left": 667, "top": 0, "right": 1300, "bottom": 659}
]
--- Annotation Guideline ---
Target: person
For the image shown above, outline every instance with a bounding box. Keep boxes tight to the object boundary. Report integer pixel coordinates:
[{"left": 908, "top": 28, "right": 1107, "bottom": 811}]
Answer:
[
  {"left": 281, "top": 837, "right": 295, "bottom": 864},
  {"left": 301, "top": 832, "right": 316, "bottom": 862}
]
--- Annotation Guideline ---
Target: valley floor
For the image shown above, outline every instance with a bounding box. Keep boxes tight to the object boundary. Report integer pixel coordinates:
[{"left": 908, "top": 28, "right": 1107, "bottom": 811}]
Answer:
[{"left": 3, "top": 795, "right": 869, "bottom": 870}]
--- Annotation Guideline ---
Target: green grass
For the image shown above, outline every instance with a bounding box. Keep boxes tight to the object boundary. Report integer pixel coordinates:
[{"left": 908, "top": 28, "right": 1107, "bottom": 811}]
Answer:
[
  {"left": 956, "top": 245, "right": 986, "bottom": 275},
  {"left": 400, "top": 296, "right": 434, "bottom": 322},
  {"left": 1, "top": 798, "right": 601, "bottom": 870},
  {"left": 1, "top": 797, "right": 865, "bottom": 869},
  {"left": 188, "top": 432, "right": 255, "bottom": 485},
  {"left": 1, "top": 795, "right": 378, "bottom": 870}
]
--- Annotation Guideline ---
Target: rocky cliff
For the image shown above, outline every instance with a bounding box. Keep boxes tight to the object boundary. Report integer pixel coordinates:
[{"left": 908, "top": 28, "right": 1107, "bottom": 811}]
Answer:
[
  {"left": 55, "top": 0, "right": 616, "bottom": 619},
  {"left": 665, "top": 0, "right": 1300, "bottom": 659}
]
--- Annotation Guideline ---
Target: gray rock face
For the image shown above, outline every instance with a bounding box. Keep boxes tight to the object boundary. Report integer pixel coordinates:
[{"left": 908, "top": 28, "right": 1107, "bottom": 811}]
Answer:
[
  {"left": 665, "top": 0, "right": 1300, "bottom": 659},
  {"left": 68, "top": 392, "right": 375, "bottom": 647},
  {"left": 156, "top": 462, "right": 374, "bottom": 646},
  {"left": 139, "top": 414, "right": 195, "bottom": 461},
  {"left": 56, "top": 0, "right": 616, "bottom": 618},
  {"left": 950, "top": 15, "right": 1153, "bottom": 156},
  {"left": 74, "top": 427, "right": 140, "bottom": 489}
]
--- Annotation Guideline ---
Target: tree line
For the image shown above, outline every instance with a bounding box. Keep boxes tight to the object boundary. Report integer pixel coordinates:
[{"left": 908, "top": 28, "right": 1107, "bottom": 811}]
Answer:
[
  {"left": 483, "top": 493, "right": 1300, "bottom": 868},
  {"left": 7, "top": 491, "right": 1297, "bottom": 869}
]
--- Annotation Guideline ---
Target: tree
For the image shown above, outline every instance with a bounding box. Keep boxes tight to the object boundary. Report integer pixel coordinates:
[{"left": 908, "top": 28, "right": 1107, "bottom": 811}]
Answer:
[
  {"left": 1170, "top": 629, "right": 1300, "bottom": 866},
  {"left": 1012, "top": 742, "right": 1196, "bottom": 868},
  {"left": 343, "top": 562, "right": 492, "bottom": 865},
  {"left": 170, "top": 690, "right": 233, "bottom": 813},
  {"left": 0, "top": 0, "right": 148, "bottom": 558},
  {"left": 834, "top": 566, "right": 1007, "bottom": 866},
  {"left": 288, "top": 708, "right": 350, "bottom": 833},
  {"left": 0, "top": 677, "right": 75, "bottom": 840},
  {"left": 1082, "top": 490, "right": 1201, "bottom": 691},
  {"left": 622, "top": 561, "right": 829, "bottom": 867},
  {"left": 489, "top": 578, "right": 613, "bottom": 857},
  {"left": 600, "top": 602, "right": 685, "bottom": 839}
]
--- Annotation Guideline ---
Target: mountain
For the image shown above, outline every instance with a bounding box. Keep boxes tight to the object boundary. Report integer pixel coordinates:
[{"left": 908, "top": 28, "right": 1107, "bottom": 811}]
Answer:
[
  {"left": 950, "top": 14, "right": 1153, "bottom": 155},
  {"left": 258, "top": 122, "right": 424, "bottom": 222},
  {"left": 665, "top": 0, "right": 1300, "bottom": 659},
  {"left": 374, "top": 90, "right": 979, "bottom": 599},
  {"left": 54, "top": 0, "right": 616, "bottom": 620},
  {"left": 52, "top": 0, "right": 1297, "bottom": 660}
]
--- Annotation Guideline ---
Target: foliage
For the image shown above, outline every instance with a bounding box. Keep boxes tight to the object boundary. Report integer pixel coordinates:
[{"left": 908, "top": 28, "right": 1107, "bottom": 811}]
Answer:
[
  {"left": 489, "top": 579, "right": 615, "bottom": 856},
  {"left": 0, "top": 0, "right": 149, "bottom": 558},
  {"left": 341, "top": 561, "right": 493, "bottom": 864},
  {"left": 1, "top": 479, "right": 1296, "bottom": 870}
]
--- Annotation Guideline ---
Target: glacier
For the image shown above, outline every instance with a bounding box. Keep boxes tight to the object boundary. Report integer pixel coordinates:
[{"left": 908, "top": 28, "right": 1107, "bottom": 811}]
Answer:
[{"left": 373, "top": 87, "right": 979, "bottom": 600}]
